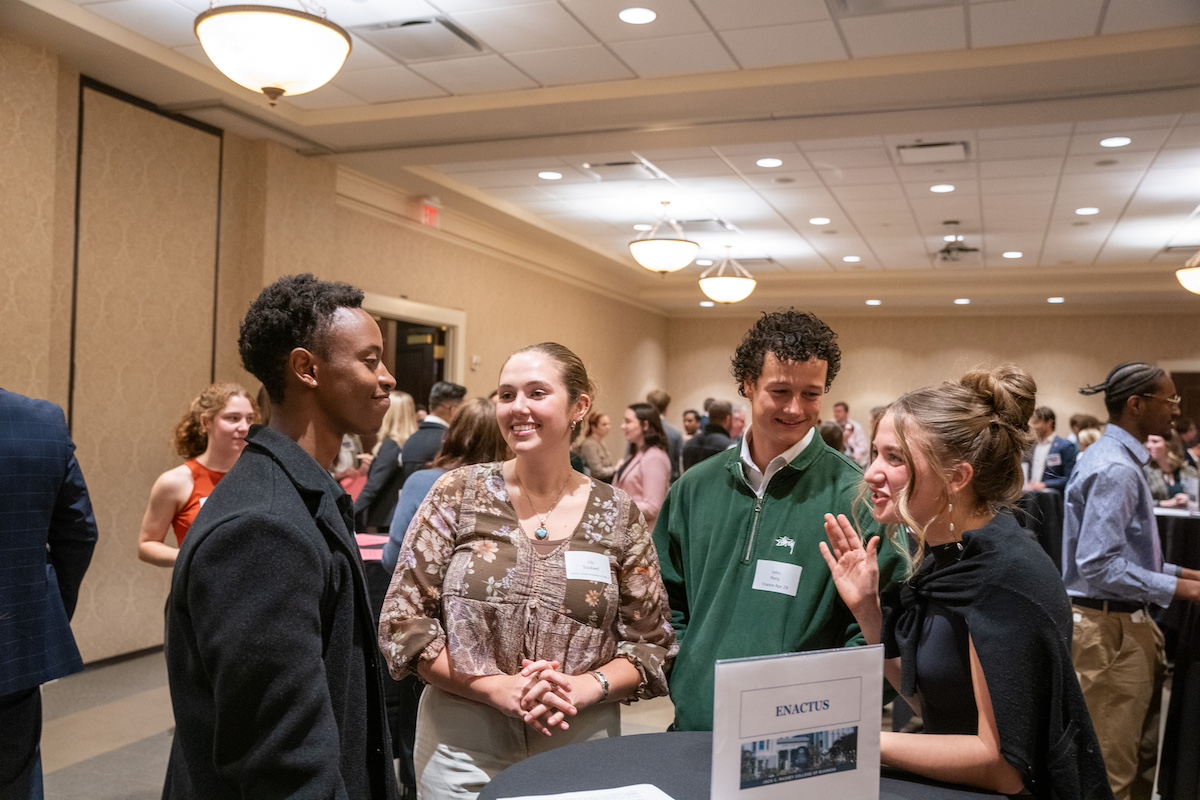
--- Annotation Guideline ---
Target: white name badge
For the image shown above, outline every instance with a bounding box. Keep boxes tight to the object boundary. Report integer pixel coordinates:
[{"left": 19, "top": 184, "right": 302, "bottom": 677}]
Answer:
[
  {"left": 1047, "top": 453, "right": 1063, "bottom": 467},
  {"left": 752, "top": 560, "right": 802, "bottom": 596},
  {"left": 565, "top": 551, "right": 612, "bottom": 584}
]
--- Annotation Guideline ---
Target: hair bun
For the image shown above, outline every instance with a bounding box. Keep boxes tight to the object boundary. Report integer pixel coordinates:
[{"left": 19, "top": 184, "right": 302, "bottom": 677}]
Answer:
[{"left": 959, "top": 364, "right": 1037, "bottom": 430}]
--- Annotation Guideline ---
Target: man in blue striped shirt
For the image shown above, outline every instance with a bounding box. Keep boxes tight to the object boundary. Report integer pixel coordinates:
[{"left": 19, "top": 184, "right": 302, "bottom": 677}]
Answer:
[{"left": 1063, "top": 362, "right": 1200, "bottom": 800}]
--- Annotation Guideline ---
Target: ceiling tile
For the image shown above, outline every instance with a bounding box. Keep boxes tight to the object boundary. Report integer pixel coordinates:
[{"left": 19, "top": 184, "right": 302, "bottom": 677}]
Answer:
[
  {"left": 408, "top": 54, "right": 539, "bottom": 93},
  {"left": 969, "top": 0, "right": 1104, "bottom": 48},
  {"left": 84, "top": 0, "right": 198, "bottom": 47},
  {"left": 830, "top": 183, "right": 907, "bottom": 201},
  {"left": 561, "top": 0, "right": 711, "bottom": 42},
  {"left": 343, "top": 37, "right": 404, "bottom": 71},
  {"left": 1101, "top": 0, "right": 1200, "bottom": 33},
  {"left": 976, "top": 122, "right": 1075, "bottom": 140},
  {"left": 316, "top": 0, "right": 442, "bottom": 27},
  {"left": 1068, "top": 128, "right": 1171, "bottom": 155},
  {"left": 797, "top": 136, "right": 886, "bottom": 151},
  {"left": 715, "top": 141, "right": 802, "bottom": 158},
  {"left": 818, "top": 166, "right": 899, "bottom": 186},
  {"left": 453, "top": 3, "right": 597, "bottom": 53},
  {"left": 894, "top": 163, "right": 978, "bottom": 182},
  {"left": 978, "top": 158, "right": 1064, "bottom": 178},
  {"left": 334, "top": 66, "right": 448, "bottom": 103},
  {"left": 609, "top": 34, "right": 739, "bottom": 78},
  {"left": 805, "top": 148, "right": 893, "bottom": 169},
  {"left": 1062, "top": 152, "right": 1155, "bottom": 173},
  {"left": 1074, "top": 115, "right": 1181, "bottom": 133},
  {"left": 654, "top": 158, "right": 739, "bottom": 178},
  {"left": 637, "top": 147, "right": 720, "bottom": 160},
  {"left": 506, "top": 46, "right": 635, "bottom": 85},
  {"left": 669, "top": 176, "right": 753, "bottom": 192},
  {"left": 282, "top": 85, "right": 366, "bottom": 110},
  {"left": 976, "top": 136, "right": 1069, "bottom": 160},
  {"left": 720, "top": 21, "right": 848, "bottom": 69},
  {"left": 979, "top": 176, "right": 1059, "bottom": 194},
  {"left": 1059, "top": 171, "right": 1145, "bottom": 193},
  {"left": 428, "top": 0, "right": 547, "bottom": 13},
  {"left": 739, "top": 171, "right": 825, "bottom": 190},
  {"left": 838, "top": 7, "right": 967, "bottom": 58},
  {"left": 1152, "top": 149, "right": 1200, "bottom": 169},
  {"left": 692, "top": 0, "right": 830, "bottom": 31},
  {"left": 1163, "top": 126, "right": 1200, "bottom": 149}
]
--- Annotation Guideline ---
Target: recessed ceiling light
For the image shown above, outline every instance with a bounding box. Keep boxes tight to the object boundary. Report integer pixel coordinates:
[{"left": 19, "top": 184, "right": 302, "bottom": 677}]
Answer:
[
  {"left": 1100, "top": 136, "right": 1131, "bottom": 148},
  {"left": 633, "top": 223, "right": 654, "bottom": 231},
  {"left": 809, "top": 217, "right": 831, "bottom": 225},
  {"left": 954, "top": 298, "right": 971, "bottom": 305},
  {"left": 930, "top": 184, "right": 955, "bottom": 193},
  {"left": 699, "top": 300, "right": 715, "bottom": 308},
  {"left": 865, "top": 299, "right": 882, "bottom": 306},
  {"left": 843, "top": 256, "right": 861, "bottom": 263},
  {"left": 943, "top": 234, "right": 957, "bottom": 242},
  {"left": 695, "top": 259, "right": 714, "bottom": 266},
  {"left": 618, "top": 7, "right": 656, "bottom": 24},
  {"left": 1002, "top": 251, "right": 1023, "bottom": 259},
  {"left": 756, "top": 157, "right": 783, "bottom": 168},
  {"left": 537, "top": 171, "right": 562, "bottom": 180},
  {"left": 1047, "top": 297, "right": 1066, "bottom": 304},
  {"left": 1075, "top": 207, "right": 1100, "bottom": 216}
]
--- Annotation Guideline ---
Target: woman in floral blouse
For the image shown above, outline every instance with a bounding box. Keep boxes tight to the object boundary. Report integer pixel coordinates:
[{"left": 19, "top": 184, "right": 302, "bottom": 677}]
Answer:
[{"left": 379, "top": 342, "right": 677, "bottom": 799}]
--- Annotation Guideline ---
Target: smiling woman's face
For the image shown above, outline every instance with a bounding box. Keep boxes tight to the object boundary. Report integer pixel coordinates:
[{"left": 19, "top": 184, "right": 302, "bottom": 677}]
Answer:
[{"left": 864, "top": 413, "right": 943, "bottom": 528}]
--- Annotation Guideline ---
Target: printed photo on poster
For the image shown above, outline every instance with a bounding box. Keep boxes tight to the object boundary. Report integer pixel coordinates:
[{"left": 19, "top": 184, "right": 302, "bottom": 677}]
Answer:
[{"left": 739, "top": 727, "right": 858, "bottom": 789}]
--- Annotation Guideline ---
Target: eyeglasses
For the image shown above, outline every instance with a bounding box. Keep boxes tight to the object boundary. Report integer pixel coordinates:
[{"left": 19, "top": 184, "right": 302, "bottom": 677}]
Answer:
[{"left": 1139, "top": 394, "right": 1182, "bottom": 407}]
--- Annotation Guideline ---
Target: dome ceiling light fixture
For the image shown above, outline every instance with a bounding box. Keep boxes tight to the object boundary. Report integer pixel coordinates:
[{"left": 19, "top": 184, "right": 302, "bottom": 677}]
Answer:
[
  {"left": 699, "top": 245, "right": 757, "bottom": 304},
  {"left": 195, "top": 2, "right": 352, "bottom": 106},
  {"left": 628, "top": 201, "right": 699, "bottom": 273},
  {"left": 1178, "top": 251, "right": 1200, "bottom": 295}
]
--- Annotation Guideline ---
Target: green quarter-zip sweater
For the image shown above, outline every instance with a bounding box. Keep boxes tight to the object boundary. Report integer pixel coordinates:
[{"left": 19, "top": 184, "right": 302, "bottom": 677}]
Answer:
[{"left": 653, "top": 433, "right": 907, "bottom": 732}]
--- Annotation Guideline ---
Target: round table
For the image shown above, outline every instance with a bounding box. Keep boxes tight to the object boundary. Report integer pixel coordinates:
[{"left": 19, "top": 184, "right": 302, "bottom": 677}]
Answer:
[{"left": 478, "top": 731, "right": 1003, "bottom": 799}]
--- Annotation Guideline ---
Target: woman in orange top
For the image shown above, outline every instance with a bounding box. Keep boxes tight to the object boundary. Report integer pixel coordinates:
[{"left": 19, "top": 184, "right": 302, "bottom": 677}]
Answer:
[{"left": 136, "top": 383, "right": 256, "bottom": 567}]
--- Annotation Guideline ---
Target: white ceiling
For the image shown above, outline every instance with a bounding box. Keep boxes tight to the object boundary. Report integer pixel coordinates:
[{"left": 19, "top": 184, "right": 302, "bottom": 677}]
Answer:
[{"left": 6, "top": 0, "right": 1200, "bottom": 314}]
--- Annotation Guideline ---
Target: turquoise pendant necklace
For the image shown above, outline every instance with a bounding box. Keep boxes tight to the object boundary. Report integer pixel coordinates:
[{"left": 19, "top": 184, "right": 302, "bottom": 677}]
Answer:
[{"left": 514, "top": 469, "right": 572, "bottom": 541}]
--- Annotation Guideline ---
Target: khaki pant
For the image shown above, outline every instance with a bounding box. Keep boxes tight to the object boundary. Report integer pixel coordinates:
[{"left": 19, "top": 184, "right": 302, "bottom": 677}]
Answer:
[
  {"left": 1072, "top": 605, "right": 1166, "bottom": 800},
  {"left": 414, "top": 685, "right": 621, "bottom": 800}
]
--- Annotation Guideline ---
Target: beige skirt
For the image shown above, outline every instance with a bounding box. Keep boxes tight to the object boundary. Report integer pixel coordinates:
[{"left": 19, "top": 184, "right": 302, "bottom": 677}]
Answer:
[{"left": 414, "top": 684, "right": 620, "bottom": 800}]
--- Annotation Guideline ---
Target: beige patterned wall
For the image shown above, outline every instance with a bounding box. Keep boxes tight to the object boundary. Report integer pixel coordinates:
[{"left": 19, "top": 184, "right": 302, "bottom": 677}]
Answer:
[
  {"left": 666, "top": 311, "right": 1200, "bottom": 431},
  {"left": 70, "top": 88, "right": 222, "bottom": 662},
  {"left": 0, "top": 34, "right": 60, "bottom": 400}
]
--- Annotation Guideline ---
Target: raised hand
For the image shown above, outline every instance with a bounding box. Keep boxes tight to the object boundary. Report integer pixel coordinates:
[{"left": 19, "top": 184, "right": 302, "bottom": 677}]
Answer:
[{"left": 818, "top": 513, "right": 883, "bottom": 643}]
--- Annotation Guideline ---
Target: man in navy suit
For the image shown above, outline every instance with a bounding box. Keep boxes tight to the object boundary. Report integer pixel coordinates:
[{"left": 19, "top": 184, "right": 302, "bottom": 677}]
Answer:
[
  {"left": 399, "top": 381, "right": 466, "bottom": 482},
  {"left": 0, "top": 389, "right": 98, "bottom": 799},
  {"left": 1025, "top": 406, "right": 1077, "bottom": 491}
]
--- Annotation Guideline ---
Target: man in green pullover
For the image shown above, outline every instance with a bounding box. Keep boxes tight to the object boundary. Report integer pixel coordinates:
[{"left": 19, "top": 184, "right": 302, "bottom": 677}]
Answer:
[{"left": 653, "top": 310, "right": 906, "bottom": 732}]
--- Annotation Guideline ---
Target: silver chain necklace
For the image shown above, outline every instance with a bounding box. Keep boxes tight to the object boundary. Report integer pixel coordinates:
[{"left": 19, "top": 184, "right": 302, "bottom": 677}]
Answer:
[{"left": 513, "top": 469, "right": 573, "bottom": 540}]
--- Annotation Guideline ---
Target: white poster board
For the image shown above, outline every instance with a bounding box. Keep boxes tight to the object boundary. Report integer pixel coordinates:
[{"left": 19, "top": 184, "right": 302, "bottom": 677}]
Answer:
[{"left": 712, "top": 645, "right": 883, "bottom": 799}]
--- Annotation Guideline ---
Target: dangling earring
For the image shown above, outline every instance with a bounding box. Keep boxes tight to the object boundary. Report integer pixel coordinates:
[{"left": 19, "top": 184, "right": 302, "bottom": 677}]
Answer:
[{"left": 947, "top": 499, "right": 955, "bottom": 536}]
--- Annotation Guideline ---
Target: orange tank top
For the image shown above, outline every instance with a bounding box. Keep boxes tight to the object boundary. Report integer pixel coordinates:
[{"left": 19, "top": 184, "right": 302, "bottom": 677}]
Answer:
[{"left": 171, "top": 459, "right": 227, "bottom": 544}]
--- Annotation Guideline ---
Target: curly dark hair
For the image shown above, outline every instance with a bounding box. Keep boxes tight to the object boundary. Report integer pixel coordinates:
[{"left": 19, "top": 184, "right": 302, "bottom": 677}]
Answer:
[
  {"left": 731, "top": 310, "right": 841, "bottom": 395},
  {"left": 238, "top": 274, "right": 364, "bottom": 404}
]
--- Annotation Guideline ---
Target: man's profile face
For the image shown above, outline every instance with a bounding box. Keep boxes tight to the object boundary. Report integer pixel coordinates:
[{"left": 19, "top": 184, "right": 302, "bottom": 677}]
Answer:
[
  {"left": 314, "top": 307, "right": 395, "bottom": 437},
  {"left": 1138, "top": 376, "right": 1180, "bottom": 439},
  {"left": 1031, "top": 416, "right": 1054, "bottom": 439},
  {"left": 682, "top": 411, "right": 700, "bottom": 435},
  {"left": 743, "top": 353, "right": 828, "bottom": 459}
]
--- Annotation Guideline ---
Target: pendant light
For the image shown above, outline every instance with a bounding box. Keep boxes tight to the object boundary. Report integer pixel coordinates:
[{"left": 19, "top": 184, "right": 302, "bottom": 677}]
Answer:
[
  {"left": 629, "top": 201, "right": 699, "bottom": 273},
  {"left": 195, "top": 3, "right": 352, "bottom": 105},
  {"left": 698, "top": 246, "right": 757, "bottom": 304},
  {"left": 1178, "top": 251, "right": 1200, "bottom": 295}
]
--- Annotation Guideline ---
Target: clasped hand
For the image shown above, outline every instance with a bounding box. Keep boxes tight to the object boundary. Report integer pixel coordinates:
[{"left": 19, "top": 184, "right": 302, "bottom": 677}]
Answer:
[{"left": 508, "top": 659, "right": 589, "bottom": 737}]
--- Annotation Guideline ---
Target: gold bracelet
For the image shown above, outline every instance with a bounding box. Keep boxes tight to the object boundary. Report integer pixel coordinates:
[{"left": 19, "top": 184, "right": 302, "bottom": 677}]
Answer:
[{"left": 588, "top": 669, "right": 609, "bottom": 701}]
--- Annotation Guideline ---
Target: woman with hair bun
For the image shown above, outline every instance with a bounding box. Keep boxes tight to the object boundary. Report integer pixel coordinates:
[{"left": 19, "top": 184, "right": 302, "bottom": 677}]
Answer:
[
  {"left": 820, "top": 365, "right": 1111, "bottom": 799},
  {"left": 137, "top": 383, "right": 256, "bottom": 567}
]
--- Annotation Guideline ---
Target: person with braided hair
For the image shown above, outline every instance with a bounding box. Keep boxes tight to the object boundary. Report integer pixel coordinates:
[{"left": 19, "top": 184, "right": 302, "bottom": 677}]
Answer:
[
  {"left": 1064, "top": 362, "right": 1200, "bottom": 800},
  {"left": 821, "top": 364, "right": 1110, "bottom": 798}
]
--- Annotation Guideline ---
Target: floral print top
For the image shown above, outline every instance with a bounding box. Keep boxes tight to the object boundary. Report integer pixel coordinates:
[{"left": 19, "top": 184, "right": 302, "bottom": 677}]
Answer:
[{"left": 378, "top": 462, "right": 677, "bottom": 700}]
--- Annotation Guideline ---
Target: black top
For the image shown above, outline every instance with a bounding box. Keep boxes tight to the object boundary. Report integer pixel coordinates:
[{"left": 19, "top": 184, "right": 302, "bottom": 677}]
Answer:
[
  {"left": 353, "top": 438, "right": 405, "bottom": 531},
  {"left": 164, "top": 425, "right": 399, "bottom": 800},
  {"left": 682, "top": 424, "right": 734, "bottom": 470},
  {"left": 882, "top": 512, "right": 1112, "bottom": 800},
  {"left": 915, "top": 543, "right": 976, "bottom": 735}
]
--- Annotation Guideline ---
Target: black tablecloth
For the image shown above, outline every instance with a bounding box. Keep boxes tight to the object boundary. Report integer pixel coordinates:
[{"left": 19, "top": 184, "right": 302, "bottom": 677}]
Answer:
[
  {"left": 478, "top": 731, "right": 1003, "bottom": 799},
  {"left": 1155, "top": 511, "right": 1200, "bottom": 800}
]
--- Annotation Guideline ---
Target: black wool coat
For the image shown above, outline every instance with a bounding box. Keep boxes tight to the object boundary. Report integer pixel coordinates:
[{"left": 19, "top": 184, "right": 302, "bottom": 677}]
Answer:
[{"left": 163, "top": 425, "right": 399, "bottom": 800}]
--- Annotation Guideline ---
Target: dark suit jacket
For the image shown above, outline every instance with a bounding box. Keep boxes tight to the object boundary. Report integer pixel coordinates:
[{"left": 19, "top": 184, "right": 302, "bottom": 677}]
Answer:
[
  {"left": 663, "top": 422, "right": 683, "bottom": 483},
  {"left": 0, "top": 389, "right": 97, "bottom": 697},
  {"left": 353, "top": 438, "right": 404, "bottom": 531},
  {"left": 682, "top": 424, "right": 734, "bottom": 471},
  {"left": 1026, "top": 435, "right": 1077, "bottom": 491},
  {"left": 164, "top": 425, "right": 398, "bottom": 800},
  {"left": 399, "top": 420, "right": 447, "bottom": 482}
]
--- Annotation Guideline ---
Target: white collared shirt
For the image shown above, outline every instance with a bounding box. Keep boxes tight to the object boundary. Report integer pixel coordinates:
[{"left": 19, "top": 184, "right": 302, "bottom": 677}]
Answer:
[
  {"left": 1030, "top": 434, "right": 1053, "bottom": 483},
  {"left": 424, "top": 414, "right": 450, "bottom": 428},
  {"left": 739, "top": 426, "right": 815, "bottom": 497}
]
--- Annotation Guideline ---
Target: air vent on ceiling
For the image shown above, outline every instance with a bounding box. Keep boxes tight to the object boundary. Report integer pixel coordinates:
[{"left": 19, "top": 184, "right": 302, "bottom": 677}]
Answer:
[
  {"left": 353, "top": 18, "right": 483, "bottom": 63},
  {"left": 896, "top": 141, "right": 969, "bottom": 165},
  {"left": 1163, "top": 244, "right": 1200, "bottom": 255},
  {"left": 827, "top": 0, "right": 959, "bottom": 18},
  {"left": 678, "top": 219, "right": 737, "bottom": 233},
  {"left": 579, "top": 161, "right": 660, "bottom": 181}
]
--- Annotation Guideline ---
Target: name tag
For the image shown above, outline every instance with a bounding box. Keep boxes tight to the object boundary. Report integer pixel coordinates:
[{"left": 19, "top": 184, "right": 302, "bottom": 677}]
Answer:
[
  {"left": 752, "top": 560, "right": 802, "bottom": 596},
  {"left": 1047, "top": 453, "right": 1063, "bottom": 467},
  {"left": 564, "top": 551, "right": 611, "bottom": 584}
]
